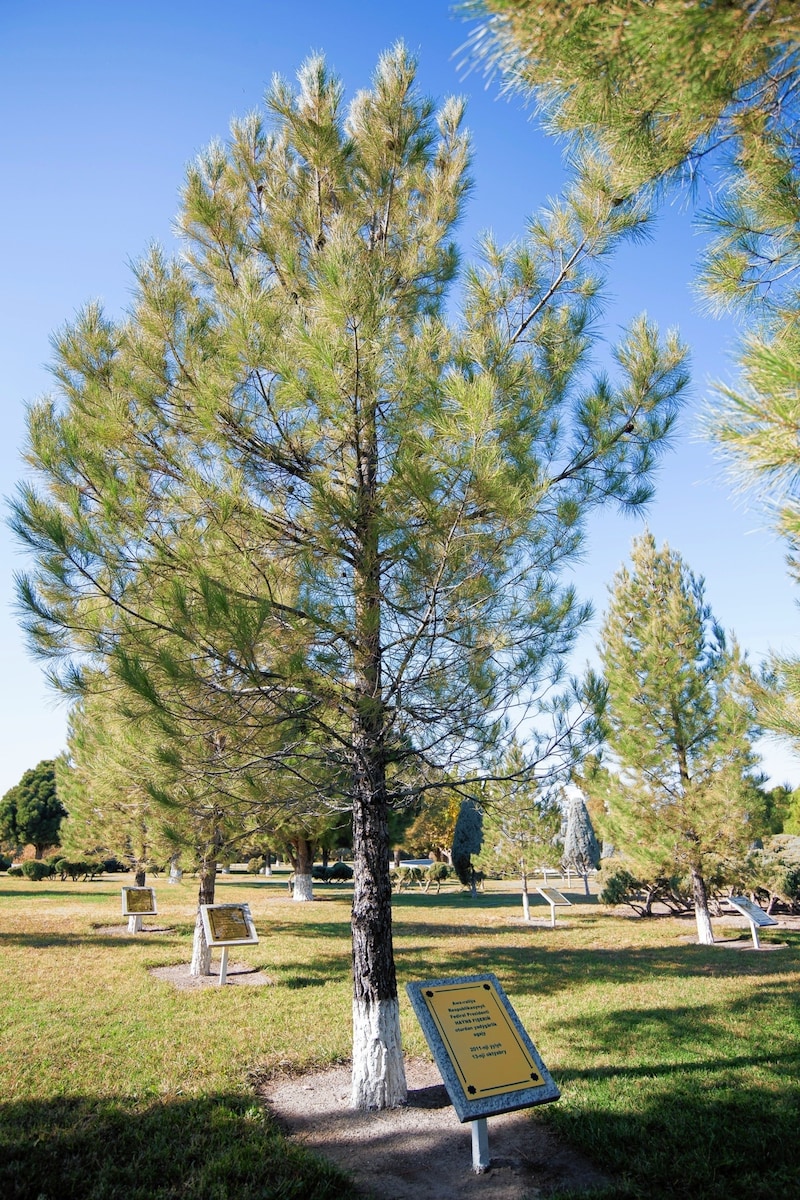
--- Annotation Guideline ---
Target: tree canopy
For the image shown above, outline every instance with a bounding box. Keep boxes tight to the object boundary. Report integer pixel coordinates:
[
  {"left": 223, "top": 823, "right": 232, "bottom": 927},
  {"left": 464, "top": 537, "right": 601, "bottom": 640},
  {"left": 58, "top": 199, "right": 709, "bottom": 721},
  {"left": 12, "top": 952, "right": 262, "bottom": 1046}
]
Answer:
[
  {"left": 465, "top": 1, "right": 800, "bottom": 762},
  {"left": 0, "top": 760, "right": 66, "bottom": 858}
]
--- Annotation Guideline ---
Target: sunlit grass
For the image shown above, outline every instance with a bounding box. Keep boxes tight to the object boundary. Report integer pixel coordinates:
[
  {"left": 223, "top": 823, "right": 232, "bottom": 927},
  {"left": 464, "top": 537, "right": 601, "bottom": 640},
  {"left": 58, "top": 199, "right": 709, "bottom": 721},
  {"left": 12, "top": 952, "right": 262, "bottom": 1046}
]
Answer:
[{"left": 1, "top": 870, "right": 798, "bottom": 1198}]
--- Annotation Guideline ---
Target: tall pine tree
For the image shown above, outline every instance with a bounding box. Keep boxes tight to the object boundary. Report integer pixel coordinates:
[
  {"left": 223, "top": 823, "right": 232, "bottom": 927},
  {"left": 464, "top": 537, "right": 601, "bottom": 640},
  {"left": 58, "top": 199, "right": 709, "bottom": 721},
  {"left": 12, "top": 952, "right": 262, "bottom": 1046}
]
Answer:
[
  {"left": 12, "top": 48, "right": 688, "bottom": 1106},
  {"left": 599, "top": 533, "right": 759, "bottom": 943}
]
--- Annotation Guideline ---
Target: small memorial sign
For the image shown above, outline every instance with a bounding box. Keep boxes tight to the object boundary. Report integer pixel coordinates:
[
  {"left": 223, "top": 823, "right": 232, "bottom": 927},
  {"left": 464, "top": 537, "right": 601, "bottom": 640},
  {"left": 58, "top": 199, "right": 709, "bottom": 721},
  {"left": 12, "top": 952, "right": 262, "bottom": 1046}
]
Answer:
[
  {"left": 406, "top": 973, "right": 559, "bottom": 1122},
  {"left": 727, "top": 896, "right": 777, "bottom": 929},
  {"left": 727, "top": 895, "right": 778, "bottom": 948},
  {"left": 537, "top": 886, "right": 571, "bottom": 926},
  {"left": 121, "top": 886, "right": 157, "bottom": 917},
  {"left": 200, "top": 903, "right": 258, "bottom": 947}
]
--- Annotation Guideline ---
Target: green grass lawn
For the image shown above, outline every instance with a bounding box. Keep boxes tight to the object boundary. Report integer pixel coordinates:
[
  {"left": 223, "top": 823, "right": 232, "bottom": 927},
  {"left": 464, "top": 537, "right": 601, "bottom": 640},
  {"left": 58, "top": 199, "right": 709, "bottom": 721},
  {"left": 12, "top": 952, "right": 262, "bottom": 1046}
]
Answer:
[{"left": 1, "top": 870, "right": 798, "bottom": 1199}]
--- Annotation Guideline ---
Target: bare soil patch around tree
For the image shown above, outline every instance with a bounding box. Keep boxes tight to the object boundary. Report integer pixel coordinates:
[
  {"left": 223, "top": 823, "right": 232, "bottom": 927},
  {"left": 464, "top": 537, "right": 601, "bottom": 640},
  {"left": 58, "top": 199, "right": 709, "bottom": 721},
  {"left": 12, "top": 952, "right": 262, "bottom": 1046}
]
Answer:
[
  {"left": 260, "top": 1058, "right": 611, "bottom": 1200},
  {"left": 149, "top": 962, "right": 275, "bottom": 989}
]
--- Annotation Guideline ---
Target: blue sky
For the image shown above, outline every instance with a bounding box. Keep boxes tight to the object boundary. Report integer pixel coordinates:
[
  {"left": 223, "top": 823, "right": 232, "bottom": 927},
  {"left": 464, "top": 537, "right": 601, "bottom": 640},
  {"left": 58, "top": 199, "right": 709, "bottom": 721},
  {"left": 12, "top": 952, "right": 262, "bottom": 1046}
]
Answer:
[{"left": 2, "top": 0, "right": 798, "bottom": 797}]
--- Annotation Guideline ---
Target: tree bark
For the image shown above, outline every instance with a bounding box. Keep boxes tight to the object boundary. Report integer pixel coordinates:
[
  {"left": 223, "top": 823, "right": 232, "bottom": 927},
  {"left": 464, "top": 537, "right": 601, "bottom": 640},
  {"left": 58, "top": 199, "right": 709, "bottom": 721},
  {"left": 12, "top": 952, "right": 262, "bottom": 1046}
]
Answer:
[
  {"left": 691, "top": 866, "right": 714, "bottom": 945},
  {"left": 190, "top": 857, "right": 217, "bottom": 975},
  {"left": 291, "top": 836, "right": 315, "bottom": 902},
  {"left": 348, "top": 382, "right": 406, "bottom": 1109},
  {"left": 521, "top": 873, "right": 530, "bottom": 921},
  {"left": 134, "top": 866, "right": 146, "bottom": 887},
  {"left": 350, "top": 742, "right": 407, "bottom": 1109}
]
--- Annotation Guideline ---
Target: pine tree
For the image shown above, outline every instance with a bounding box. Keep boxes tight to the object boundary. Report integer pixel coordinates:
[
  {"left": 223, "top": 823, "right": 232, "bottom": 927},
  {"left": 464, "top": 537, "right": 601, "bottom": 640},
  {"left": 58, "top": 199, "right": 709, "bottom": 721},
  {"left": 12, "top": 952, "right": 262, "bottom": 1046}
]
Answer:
[
  {"left": 12, "top": 47, "right": 688, "bottom": 1106},
  {"left": 562, "top": 790, "right": 600, "bottom": 895},
  {"left": 0, "top": 761, "right": 66, "bottom": 859},
  {"left": 599, "top": 532, "right": 760, "bottom": 943},
  {"left": 479, "top": 742, "right": 561, "bottom": 918},
  {"left": 451, "top": 798, "right": 484, "bottom": 896}
]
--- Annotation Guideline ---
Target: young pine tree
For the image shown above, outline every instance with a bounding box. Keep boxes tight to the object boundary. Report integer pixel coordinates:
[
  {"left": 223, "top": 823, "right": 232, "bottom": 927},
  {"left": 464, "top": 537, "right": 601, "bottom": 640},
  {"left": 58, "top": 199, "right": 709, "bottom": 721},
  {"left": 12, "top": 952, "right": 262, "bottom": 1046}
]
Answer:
[
  {"left": 599, "top": 533, "right": 760, "bottom": 943},
  {"left": 13, "top": 48, "right": 688, "bottom": 1106},
  {"left": 479, "top": 742, "right": 561, "bottom": 919}
]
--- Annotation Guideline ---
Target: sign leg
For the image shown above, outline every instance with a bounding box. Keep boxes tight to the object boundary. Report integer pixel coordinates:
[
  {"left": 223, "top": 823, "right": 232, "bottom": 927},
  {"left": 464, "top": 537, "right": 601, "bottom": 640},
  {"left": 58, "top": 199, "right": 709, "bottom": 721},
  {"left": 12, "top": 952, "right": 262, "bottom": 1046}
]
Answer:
[
  {"left": 219, "top": 945, "right": 229, "bottom": 986},
  {"left": 471, "top": 1118, "right": 490, "bottom": 1173},
  {"left": 748, "top": 920, "right": 761, "bottom": 950}
]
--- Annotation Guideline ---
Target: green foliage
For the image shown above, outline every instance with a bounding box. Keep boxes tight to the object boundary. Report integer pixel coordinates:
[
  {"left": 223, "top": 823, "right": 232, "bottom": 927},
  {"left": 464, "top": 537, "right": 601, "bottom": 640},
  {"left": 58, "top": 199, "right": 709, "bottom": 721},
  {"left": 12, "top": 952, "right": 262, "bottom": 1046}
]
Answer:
[
  {"left": 246, "top": 857, "right": 263, "bottom": 875},
  {"left": 746, "top": 834, "right": 800, "bottom": 911},
  {"left": 599, "top": 866, "right": 690, "bottom": 917},
  {"left": 311, "top": 862, "right": 354, "bottom": 883},
  {"left": 478, "top": 741, "right": 561, "bottom": 884},
  {"left": 466, "top": 1, "right": 800, "bottom": 770},
  {"left": 598, "top": 533, "right": 760, "bottom": 935},
  {"left": 0, "top": 854, "right": 12, "bottom": 871},
  {"left": 0, "top": 761, "right": 66, "bottom": 856},
  {"left": 20, "top": 860, "right": 54, "bottom": 881},
  {"left": 451, "top": 798, "right": 484, "bottom": 887}
]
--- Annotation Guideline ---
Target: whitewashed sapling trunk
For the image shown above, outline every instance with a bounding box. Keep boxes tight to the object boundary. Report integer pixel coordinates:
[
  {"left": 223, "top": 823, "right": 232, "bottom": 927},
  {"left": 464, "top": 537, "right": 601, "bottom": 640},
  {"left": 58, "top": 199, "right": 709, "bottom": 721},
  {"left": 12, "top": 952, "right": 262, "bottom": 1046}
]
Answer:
[
  {"left": 190, "top": 858, "right": 216, "bottom": 976},
  {"left": 521, "top": 869, "right": 531, "bottom": 921},
  {"left": 692, "top": 866, "right": 715, "bottom": 945}
]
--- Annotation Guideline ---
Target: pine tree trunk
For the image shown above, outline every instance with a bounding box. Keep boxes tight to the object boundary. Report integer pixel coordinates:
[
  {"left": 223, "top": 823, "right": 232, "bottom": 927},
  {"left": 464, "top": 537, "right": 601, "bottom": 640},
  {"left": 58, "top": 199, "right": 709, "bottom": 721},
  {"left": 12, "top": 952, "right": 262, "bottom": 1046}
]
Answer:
[
  {"left": 350, "top": 739, "right": 407, "bottom": 1109},
  {"left": 291, "top": 836, "right": 314, "bottom": 902},
  {"left": 190, "top": 858, "right": 217, "bottom": 976},
  {"left": 349, "top": 389, "right": 406, "bottom": 1110},
  {"left": 521, "top": 875, "right": 530, "bottom": 922},
  {"left": 134, "top": 867, "right": 146, "bottom": 887},
  {"left": 691, "top": 866, "right": 714, "bottom": 945}
]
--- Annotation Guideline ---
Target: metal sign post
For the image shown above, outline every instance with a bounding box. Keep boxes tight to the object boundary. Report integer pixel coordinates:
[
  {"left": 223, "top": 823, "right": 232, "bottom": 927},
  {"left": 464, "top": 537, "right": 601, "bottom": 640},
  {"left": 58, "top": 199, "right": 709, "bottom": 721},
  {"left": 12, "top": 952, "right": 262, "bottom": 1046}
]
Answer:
[
  {"left": 726, "top": 896, "right": 779, "bottom": 949},
  {"left": 537, "top": 886, "right": 571, "bottom": 927}
]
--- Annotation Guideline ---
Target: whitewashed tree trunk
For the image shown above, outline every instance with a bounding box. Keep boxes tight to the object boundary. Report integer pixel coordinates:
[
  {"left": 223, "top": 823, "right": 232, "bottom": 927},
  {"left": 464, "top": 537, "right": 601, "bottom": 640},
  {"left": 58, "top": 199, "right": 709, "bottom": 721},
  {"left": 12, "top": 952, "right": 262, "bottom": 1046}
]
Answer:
[
  {"left": 351, "top": 996, "right": 407, "bottom": 1109},
  {"left": 190, "top": 907, "right": 212, "bottom": 975},
  {"left": 521, "top": 878, "right": 530, "bottom": 921},
  {"left": 293, "top": 873, "right": 314, "bottom": 901},
  {"left": 190, "top": 858, "right": 216, "bottom": 976},
  {"left": 692, "top": 867, "right": 715, "bottom": 945}
]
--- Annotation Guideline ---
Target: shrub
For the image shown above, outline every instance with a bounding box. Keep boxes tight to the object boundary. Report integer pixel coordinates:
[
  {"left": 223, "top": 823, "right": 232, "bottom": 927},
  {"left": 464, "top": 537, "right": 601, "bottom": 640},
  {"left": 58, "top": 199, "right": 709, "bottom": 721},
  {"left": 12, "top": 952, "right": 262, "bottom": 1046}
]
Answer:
[
  {"left": 247, "top": 857, "right": 263, "bottom": 874},
  {"left": 21, "top": 860, "right": 54, "bottom": 881},
  {"left": 0, "top": 854, "right": 13, "bottom": 871},
  {"left": 600, "top": 868, "right": 690, "bottom": 916},
  {"left": 425, "top": 862, "right": 450, "bottom": 892},
  {"left": 7, "top": 864, "right": 22, "bottom": 876},
  {"left": 55, "top": 859, "right": 99, "bottom": 881},
  {"left": 326, "top": 861, "right": 353, "bottom": 881},
  {"left": 312, "top": 862, "right": 354, "bottom": 882}
]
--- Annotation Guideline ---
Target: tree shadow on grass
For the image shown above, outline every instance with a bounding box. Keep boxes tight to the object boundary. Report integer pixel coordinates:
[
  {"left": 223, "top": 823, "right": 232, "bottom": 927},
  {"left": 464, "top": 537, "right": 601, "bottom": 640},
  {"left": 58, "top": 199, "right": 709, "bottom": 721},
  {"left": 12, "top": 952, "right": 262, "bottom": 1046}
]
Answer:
[
  {"left": 539, "top": 1037, "right": 800, "bottom": 1200},
  {"left": 394, "top": 935, "right": 800, "bottom": 998},
  {"left": 0, "top": 929, "right": 183, "bottom": 950},
  {"left": 0, "top": 1092, "right": 349, "bottom": 1200}
]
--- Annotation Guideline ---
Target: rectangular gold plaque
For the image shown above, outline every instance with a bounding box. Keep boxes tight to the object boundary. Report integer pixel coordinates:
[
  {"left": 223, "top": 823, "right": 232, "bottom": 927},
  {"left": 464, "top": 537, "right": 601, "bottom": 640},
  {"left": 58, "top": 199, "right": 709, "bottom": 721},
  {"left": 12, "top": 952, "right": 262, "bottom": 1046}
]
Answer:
[
  {"left": 421, "top": 979, "right": 546, "bottom": 1100},
  {"left": 208, "top": 905, "right": 249, "bottom": 943},
  {"left": 124, "top": 887, "right": 155, "bottom": 914}
]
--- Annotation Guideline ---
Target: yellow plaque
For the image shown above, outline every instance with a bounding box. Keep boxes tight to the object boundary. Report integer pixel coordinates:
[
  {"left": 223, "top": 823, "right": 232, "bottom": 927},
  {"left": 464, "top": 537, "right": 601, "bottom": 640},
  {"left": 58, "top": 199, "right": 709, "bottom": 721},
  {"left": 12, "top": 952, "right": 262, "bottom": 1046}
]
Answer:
[
  {"left": 421, "top": 979, "right": 546, "bottom": 1100},
  {"left": 124, "top": 887, "right": 155, "bottom": 914},
  {"left": 208, "top": 905, "right": 249, "bottom": 943}
]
